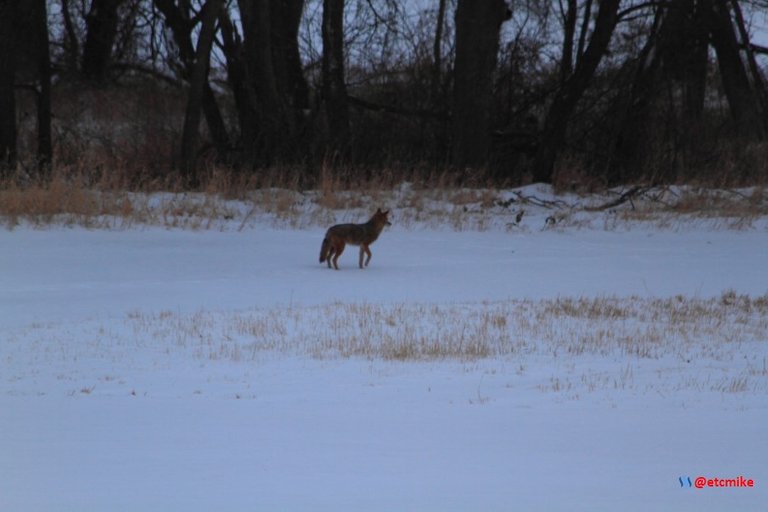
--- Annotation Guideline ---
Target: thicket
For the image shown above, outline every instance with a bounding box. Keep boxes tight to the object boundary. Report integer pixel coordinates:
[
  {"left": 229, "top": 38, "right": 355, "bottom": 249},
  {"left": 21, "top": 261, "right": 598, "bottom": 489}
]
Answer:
[{"left": 0, "top": 0, "right": 766, "bottom": 191}]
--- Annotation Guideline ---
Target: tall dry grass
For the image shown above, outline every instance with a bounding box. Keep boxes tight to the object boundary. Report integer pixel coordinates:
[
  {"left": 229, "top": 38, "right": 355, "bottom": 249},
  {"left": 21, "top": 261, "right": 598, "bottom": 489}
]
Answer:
[{"left": 1, "top": 163, "right": 767, "bottom": 230}]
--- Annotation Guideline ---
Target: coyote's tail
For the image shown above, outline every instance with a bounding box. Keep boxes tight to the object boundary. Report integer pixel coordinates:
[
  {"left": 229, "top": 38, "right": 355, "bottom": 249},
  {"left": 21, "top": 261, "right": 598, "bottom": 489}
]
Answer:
[{"left": 319, "top": 237, "right": 330, "bottom": 263}]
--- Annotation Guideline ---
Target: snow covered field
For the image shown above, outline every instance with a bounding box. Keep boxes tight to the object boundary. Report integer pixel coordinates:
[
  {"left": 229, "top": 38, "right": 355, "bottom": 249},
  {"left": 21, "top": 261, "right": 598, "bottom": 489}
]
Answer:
[{"left": 1, "top": 187, "right": 767, "bottom": 511}]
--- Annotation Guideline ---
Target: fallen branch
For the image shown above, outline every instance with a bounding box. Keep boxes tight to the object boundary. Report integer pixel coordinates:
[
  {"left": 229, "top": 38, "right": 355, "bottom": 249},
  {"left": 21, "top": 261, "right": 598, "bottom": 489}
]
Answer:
[
  {"left": 512, "top": 191, "right": 570, "bottom": 209},
  {"left": 584, "top": 186, "right": 645, "bottom": 211}
]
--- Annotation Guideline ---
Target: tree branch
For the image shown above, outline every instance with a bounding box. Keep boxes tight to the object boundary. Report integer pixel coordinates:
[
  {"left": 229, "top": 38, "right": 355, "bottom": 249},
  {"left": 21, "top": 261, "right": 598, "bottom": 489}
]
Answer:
[{"left": 584, "top": 186, "right": 645, "bottom": 211}]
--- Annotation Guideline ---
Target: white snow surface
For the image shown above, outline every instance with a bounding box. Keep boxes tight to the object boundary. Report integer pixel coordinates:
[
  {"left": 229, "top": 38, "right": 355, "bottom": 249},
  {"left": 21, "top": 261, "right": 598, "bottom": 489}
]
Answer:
[{"left": 1, "top": 192, "right": 767, "bottom": 511}]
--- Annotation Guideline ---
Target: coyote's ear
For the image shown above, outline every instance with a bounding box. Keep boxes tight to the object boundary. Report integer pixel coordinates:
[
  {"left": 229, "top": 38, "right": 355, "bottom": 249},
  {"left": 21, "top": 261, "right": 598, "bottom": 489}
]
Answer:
[{"left": 376, "top": 208, "right": 383, "bottom": 213}]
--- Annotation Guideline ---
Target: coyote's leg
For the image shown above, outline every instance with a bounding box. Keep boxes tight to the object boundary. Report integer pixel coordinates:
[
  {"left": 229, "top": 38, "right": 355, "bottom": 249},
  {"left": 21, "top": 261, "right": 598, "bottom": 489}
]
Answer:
[
  {"left": 332, "top": 243, "right": 345, "bottom": 270},
  {"left": 326, "top": 247, "right": 335, "bottom": 268},
  {"left": 361, "top": 245, "right": 373, "bottom": 267}
]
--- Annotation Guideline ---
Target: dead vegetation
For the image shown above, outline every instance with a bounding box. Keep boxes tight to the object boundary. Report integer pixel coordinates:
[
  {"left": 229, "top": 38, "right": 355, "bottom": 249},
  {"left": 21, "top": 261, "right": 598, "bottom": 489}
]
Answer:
[
  {"left": 1, "top": 167, "right": 767, "bottom": 231},
  {"left": 118, "top": 292, "right": 768, "bottom": 365},
  {"left": 11, "top": 292, "right": 767, "bottom": 396},
  {"left": 95, "top": 293, "right": 765, "bottom": 396}
]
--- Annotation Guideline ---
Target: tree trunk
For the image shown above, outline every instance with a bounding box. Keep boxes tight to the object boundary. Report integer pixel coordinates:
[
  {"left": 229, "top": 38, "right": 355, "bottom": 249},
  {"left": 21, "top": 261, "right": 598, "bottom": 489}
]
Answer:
[
  {"left": 728, "top": 0, "right": 768, "bottom": 129},
  {"left": 180, "top": 0, "right": 223, "bottom": 177},
  {"left": 60, "top": 0, "right": 80, "bottom": 73},
  {"left": 608, "top": 10, "right": 663, "bottom": 183},
  {"left": 236, "top": 0, "right": 292, "bottom": 163},
  {"left": 154, "top": 0, "right": 230, "bottom": 160},
  {"left": 654, "top": 0, "right": 708, "bottom": 123},
  {"left": 431, "top": 0, "right": 447, "bottom": 103},
  {"left": 220, "top": 1, "right": 305, "bottom": 166},
  {"left": 219, "top": 8, "right": 258, "bottom": 163},
  {"left": 611, "top": 0, "right": 708, "bottom": 183},
  {"left": 560, "top": 0, "right": 578, "bottom": 82},
  {"left": 270, "top": 0, "right": 308, "bottom": 113},
  {"left": 321, "top": 0, "right": 349, "bottom": 149},
  {"left": 0, "top": 0, "right": 18, "bottom": 171},
  {"left": 35, "top": 0, "right": 52, "bottom": 172},
  {"left": 576, "top": 0, "right": 593, "bottom": 61},
  {"left": 82, "top": 0, "right": 122, "bottom": 83},
  {"left": 451, "top": 0, "right": 510, "bottom": 168},
  {"left": 532, "top": 0, "right": 621, "bottom": 183},
  {"left": 705, "top": 0, "right": 765, "bottom": 137}
]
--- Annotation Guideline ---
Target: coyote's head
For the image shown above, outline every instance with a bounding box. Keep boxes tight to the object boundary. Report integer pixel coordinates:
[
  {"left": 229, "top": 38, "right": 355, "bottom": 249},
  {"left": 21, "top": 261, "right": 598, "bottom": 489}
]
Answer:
[{"left": 373, "top": 208, "right": 392, "bottom": 228}]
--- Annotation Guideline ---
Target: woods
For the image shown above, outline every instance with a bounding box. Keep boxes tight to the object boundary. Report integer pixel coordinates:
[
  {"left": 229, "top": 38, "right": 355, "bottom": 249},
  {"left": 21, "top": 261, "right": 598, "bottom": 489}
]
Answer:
[{"left": 0, "top": 0, "right": 766, "bottom": 187}]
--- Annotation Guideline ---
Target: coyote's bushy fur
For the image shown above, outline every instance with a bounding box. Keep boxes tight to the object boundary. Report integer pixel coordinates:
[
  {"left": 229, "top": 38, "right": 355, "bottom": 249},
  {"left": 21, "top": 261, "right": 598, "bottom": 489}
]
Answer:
[{"left": 319, "top": 208, "right": 392, "bottom": 270}]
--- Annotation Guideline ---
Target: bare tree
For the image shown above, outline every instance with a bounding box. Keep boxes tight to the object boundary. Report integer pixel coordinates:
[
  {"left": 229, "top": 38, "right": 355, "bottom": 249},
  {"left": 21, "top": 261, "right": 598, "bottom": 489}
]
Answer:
[
  {"left": 321, "top": 0, "right": 349, "bottom": 149},
  {"left": 431, "top": 0, "right": 447, "bottom": 103},
  {"left": 0, "top": 0, "right": 51, "bottom": 173},
  {"left": 219, "top": 0, "right": 303, "bottom": 165},
  {"left": 451, "top": 0, "right": 510, "bottom": 168},
  {"left": 532, "top": 0, "right": 622, "bottom": 183},
  {"left": 609, "top": 0, "right": 708, "bottom": 182},
  {"left": 245, "top": 0, "right": 289, "bottom": 151},
  {"left": 560, "top": 0, "right": 578, "bottom": 82},
  {"left": 0, "top": 0, "right": 18, "bottom": 171},
  {"left": 154, "top": 0, "right": 229, "bottom": 161},
  {"left": 180, "top": 0, "right": 223, "bottom": 177},
  {"left": 271, "top": 0, "right": 309, "bottom": 115},
  {"left": 82, "top": 0, "right": 124, "bottom": 82},
  {"left": 60, "top": 0, "right": 81, "bottom": 73},
  {"left": 729, "top": 0, "right": 768, "bottom": 117},
  {"left": 35, "top": 0, "right": 52, "bottom": 170},
  {"left": 705, "top": 0, "right": 766, "bottom": 137}
]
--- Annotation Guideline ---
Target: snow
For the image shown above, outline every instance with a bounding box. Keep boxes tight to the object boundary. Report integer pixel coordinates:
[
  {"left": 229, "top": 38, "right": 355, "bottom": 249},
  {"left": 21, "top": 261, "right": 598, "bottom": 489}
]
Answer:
[{"left": 1, "top": 191, "right": 767, "bottom": 511}]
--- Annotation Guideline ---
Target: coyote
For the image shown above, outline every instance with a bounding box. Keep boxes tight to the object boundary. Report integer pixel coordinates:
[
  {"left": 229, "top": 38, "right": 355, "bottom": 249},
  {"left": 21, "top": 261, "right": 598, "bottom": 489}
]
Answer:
[{"left": 319, "top": 208, "right": 391, "bottom": 270}]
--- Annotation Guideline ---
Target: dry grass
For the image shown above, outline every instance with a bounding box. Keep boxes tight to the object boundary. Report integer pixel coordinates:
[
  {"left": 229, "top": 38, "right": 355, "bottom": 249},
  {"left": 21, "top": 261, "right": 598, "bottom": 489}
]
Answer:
[
  {"left": 0, "top": 169, "right": 245, "bottom": 230},
  {"left": 1, "top": 167, "right": 767, "bottom": 231},
  {"left": 0, "top": 174, "right": 113, "bottom": 228},
  {"left": 122, "top": 292, "right": 768, "bottom": 366},
  {"left": 10, "top": 292, "right": 766, "bottom": 396},
  {"left": 614, "top": 187, "right": 767, "bottom": 228}
]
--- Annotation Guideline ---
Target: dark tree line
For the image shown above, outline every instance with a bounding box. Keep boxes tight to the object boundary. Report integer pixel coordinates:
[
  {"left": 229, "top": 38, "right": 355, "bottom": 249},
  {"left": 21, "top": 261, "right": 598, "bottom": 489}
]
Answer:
[
  {"left": 1, "top": 0, "right": 51, "bottom": 172},
  {"left": 0, "top": 0, "right": 766, "bottom": 185}
]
